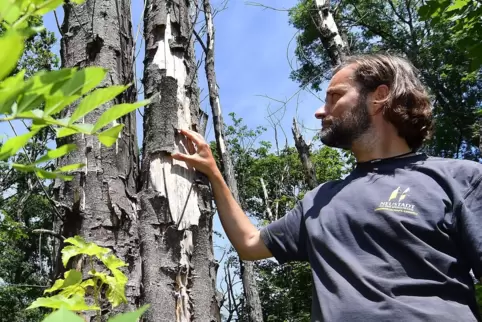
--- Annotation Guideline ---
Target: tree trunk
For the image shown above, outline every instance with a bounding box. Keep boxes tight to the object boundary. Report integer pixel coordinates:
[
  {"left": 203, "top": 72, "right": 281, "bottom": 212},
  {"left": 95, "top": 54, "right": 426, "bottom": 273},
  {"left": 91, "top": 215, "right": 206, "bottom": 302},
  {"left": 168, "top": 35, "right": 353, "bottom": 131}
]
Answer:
[
  {"left": 54, "top": 0, "right": 141, "bottom": 318},
  {"left": 311, "top": 0, "right": 349, "bottom": 66},
  {"left": 139, "top": 0, "right": 220, "bottom": 320},
  {"left": 201, "top": 1, "right": 263, "bottom": 321},
  {"left": 293, "top": 0, "right": 349, "bottom": 190},
  {"left": 292, "top": 119, "right": 317, "bottom": 190}
]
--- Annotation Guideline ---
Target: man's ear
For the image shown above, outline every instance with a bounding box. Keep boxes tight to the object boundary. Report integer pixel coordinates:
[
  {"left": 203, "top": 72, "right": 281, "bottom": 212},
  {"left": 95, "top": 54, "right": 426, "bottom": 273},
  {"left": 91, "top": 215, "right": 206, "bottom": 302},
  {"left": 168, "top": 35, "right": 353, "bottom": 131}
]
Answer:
[{"left": 371, "top": 84, "right": 389, "bottom": 114}]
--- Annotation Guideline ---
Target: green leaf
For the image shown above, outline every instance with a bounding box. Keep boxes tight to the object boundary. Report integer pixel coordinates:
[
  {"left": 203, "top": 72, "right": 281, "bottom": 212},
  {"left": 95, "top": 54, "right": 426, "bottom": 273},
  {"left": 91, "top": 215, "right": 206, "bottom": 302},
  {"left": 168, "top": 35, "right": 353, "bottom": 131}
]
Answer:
[
  {"left": 0, "top": 130, "right": 39, "bottom": 161},
  {"left": 447, "top": 0, "right": 469, "bottom": 12},
  {"left": 27, "top": 294, "right": 99, "bottom": 311},
  {"left": 41, "top": 306, "right": 84, "bottom": 322},
  {"left": 0, "top": 0, "right": 22, "bottom": 24},
  {"left": 70, "top": 85, "right": 130, "bottom": 124},
  {"left": 0, "top": 70, "right": 25, "bottom": 114},
  {"left": 57, "top": 67, "right": 107, "bottom": 98},
  {"left": 92, "top": 100, "right": 149, "bottom": 132},
  {"left": 56, "top": 123, "right": 94, "bottom": 138},
  {"left": 61, "top": 235, "right": 111, "bottom": 267},
  {"left": 0, "top": 30, "right": 24, "bottom": 81},
  {"left": 36, "top": 169, "right": 73, "bottom": 181},
  {"left": 34, "top": 0, "right": 64, "bottom": 15},
  {"left": 58, "top": 163, "right": 85, "bottom": 172},
  {"left": 35, "top": 144, "right": 77, "bottom": 164},
  {"left": 108, "top": 305, "right": 150, "bottom": 322},
  {"left": 99, "top": 254, "right": 129, "bottom": 307},
  {"left": 56, "top": 127, "right": 78, "bottom": 138},
  {"left": 12, "top": 163, "right": 36, "bottom": 172},
  {"left": 101, "top": 254, "right": 128, "bottom": 274},
  {"left": 98, "top": 124, "right": 125, "bottom": 147},
  {"left": 15, "top": 68, "right": 76, "bottom": 113},
  {"left": 44, "top": 269, "right": 82, "bottom": 294},
  {"left": 45, "top": 95, "right": 81, "bottom": 116},
  {"left": 90, "top": 271, "right": 127, "bottom": 307}
]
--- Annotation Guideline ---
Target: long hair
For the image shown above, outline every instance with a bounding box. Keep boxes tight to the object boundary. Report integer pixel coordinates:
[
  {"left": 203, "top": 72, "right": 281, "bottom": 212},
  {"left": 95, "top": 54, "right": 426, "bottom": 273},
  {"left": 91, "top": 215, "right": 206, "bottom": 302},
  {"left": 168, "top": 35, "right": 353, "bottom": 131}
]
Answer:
[{"left": 334, "top": 54, "right": 433, "bottom": 150}]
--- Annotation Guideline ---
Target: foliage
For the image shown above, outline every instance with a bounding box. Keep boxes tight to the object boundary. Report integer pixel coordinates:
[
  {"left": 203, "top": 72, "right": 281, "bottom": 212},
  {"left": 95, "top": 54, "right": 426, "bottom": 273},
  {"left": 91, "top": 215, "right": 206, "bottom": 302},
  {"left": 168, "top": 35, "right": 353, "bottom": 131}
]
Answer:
[
  {"left": 27, "top": 235, "right": 149, "bottom": 321},
  {"left": 288, "top": 0, "right": 482, "bottom": 158},
  {"left": 0, "top": 0, "right": 149, "bottom": 180},
  {"left": 0, "top": 0, "right": 149, "bottom": 320},
  {"left": 419, "top": 0, "right": 482, "bottom": 71},
  {"left": 216, "top": 113, "right": 347, "bottom": 321},
  {"left": 0, "top": 8, "right": 59, "bottom": 322}
]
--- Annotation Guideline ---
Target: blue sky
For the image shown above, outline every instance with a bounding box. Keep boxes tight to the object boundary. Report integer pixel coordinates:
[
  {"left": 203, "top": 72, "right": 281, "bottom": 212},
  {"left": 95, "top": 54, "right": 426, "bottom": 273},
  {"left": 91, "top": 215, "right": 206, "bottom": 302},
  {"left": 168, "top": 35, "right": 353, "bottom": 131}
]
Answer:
[{"left": 3, "top": 0, "right": 330, "bottom": 304}]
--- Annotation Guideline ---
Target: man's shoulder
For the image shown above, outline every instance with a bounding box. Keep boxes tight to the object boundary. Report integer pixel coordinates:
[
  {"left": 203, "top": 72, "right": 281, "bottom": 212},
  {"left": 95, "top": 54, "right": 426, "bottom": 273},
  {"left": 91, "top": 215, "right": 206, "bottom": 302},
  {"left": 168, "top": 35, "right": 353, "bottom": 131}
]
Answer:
[
  {"left": 422, "top": 156, "right": 482, "bottom": 177},
  {"left": 417, "top": 156, "right": 482, "bottom": 193}
]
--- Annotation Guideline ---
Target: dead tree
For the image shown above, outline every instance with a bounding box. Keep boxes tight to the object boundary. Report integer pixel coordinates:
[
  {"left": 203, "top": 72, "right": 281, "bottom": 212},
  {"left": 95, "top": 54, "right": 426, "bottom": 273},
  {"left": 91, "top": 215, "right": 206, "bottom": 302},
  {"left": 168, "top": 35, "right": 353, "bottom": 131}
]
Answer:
[
  {"left": 292, "top": 0, "right": 350, "bottom": 190},
  {"left": 139, "top": 0, "right": 220, "bottom": 320},
  {"left": 54, "top": 0, "right": 141, "bottom": 317},
  {"left": 311, "top": 0, "right": 349, "bottom": 66},
  {"left": 198, "top": 0, "right": 263, "bottom": 320}
]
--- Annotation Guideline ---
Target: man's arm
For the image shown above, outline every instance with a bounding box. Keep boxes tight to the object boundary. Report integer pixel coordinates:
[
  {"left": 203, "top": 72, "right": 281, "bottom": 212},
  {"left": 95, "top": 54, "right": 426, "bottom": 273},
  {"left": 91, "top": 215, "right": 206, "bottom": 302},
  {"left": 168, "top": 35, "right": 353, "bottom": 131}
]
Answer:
[
  {"left": 171, "top": 129, "right": 272, "bottom": 261},
  {"left": 208, "top": 169, "right": 272, "bottom": 260}
]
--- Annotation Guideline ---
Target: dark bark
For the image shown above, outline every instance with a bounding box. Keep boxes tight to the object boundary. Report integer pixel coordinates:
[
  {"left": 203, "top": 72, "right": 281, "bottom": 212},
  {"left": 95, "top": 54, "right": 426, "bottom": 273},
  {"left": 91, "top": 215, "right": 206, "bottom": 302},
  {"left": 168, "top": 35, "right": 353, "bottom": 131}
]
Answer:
[
  {"left": 54, "top": 0, "right": 141, "bottom": 318},
  {"left": 292, "top": 119, "right": 318, "bottom": 190},
  {"left": 139, "top": 0, "right": 220, "bottom": 320},
  {"left": 201, "top": 1, "right": 263, "bottom": 320}
]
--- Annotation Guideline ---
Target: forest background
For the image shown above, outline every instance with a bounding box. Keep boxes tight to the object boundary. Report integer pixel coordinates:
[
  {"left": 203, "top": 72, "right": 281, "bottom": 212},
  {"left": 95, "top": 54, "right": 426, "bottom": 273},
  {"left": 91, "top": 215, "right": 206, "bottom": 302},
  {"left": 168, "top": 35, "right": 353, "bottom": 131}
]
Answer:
[{"left": 0, "top": 0, "right": 481, "bottom": 321}]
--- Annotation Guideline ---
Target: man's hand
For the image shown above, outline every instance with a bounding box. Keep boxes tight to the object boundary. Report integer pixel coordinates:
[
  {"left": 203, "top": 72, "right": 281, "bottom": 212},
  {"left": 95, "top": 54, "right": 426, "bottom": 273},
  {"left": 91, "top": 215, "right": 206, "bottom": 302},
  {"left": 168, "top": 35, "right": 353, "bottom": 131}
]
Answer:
[
  {"left": 171, "top": 128, "right": 220, "bottom": 179},
  {"left": 171, "top": 128, "right": 272, "bottom": 261}
]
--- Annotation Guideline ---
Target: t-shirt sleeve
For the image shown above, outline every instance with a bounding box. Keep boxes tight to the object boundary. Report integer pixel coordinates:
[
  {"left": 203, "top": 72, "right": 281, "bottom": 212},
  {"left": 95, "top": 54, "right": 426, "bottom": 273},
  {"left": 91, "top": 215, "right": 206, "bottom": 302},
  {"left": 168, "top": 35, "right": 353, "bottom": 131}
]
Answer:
[
  {"left": 260, "top": 201, "right": 308, "bottom": 264},
  {"left": 456, "top": 174, "right": 482, "bottom": 279}
]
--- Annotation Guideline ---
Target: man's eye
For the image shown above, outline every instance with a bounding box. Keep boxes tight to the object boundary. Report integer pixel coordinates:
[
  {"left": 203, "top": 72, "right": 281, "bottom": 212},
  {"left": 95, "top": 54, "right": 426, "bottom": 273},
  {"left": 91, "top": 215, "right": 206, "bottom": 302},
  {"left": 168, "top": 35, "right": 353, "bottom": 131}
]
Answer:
[{"left": 332, "top": 94, "right": 341, "bottom": 102}]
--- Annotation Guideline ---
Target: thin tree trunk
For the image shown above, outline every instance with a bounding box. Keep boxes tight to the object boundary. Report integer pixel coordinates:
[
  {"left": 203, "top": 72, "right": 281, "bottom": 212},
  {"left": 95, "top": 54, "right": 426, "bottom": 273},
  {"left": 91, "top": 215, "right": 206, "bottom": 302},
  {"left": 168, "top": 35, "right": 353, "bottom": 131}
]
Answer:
[
  {"left": 139, "top": 0, "right": 220, "bottom": 320},
  {"left": 54, "top": 0, "right": 141, "bottom": 317},
  {"left": 293, "top": 0, "right": 350, "bottom": 190},
  {"left": 292, "top": 119, "right": 317, "bottom": 190},
  {"left": 201, "top": 1, "right": 263, "bottom": 320},
  {"left": 311, "top": 0, "right": 349, "bottom": 66}
]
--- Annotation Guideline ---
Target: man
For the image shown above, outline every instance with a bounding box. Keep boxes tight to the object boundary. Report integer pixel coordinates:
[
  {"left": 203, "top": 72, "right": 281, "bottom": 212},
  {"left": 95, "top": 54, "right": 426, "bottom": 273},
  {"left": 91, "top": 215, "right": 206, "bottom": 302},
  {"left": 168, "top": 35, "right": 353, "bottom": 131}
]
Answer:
[{"left": 172, "top": 54, "right": 482, "bottom": 321}]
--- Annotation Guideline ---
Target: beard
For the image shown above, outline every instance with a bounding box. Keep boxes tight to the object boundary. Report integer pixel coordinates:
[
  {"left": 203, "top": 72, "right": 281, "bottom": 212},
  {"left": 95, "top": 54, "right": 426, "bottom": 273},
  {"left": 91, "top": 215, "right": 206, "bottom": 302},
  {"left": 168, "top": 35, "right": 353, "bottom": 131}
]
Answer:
[{"left": 320, "top": 93, "right": 371, "bottom": 149}]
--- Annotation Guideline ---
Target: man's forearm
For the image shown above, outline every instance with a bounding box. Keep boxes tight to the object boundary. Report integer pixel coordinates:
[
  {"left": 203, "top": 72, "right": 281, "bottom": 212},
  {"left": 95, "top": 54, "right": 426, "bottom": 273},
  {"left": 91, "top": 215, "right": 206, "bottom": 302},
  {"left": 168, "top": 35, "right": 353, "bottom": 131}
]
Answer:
[{"left": 208, "top": 169, "right": 268, "bottom": 260}]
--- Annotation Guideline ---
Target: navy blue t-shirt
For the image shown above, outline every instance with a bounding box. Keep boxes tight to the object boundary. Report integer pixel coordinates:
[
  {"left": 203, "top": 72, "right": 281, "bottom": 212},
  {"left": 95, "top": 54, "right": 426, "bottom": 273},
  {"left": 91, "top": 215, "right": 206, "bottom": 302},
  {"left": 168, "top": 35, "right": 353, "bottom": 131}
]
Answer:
[{"left": 260, "top": 153, "right": 482, "bottom": 322}]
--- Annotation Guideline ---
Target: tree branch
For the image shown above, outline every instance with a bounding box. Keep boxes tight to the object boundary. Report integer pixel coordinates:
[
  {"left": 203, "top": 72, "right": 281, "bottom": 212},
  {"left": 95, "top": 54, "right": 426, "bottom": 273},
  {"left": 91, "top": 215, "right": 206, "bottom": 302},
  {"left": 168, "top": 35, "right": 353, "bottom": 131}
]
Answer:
[{"left": 32, "top": 229, "right": 66, "bottom": 240}]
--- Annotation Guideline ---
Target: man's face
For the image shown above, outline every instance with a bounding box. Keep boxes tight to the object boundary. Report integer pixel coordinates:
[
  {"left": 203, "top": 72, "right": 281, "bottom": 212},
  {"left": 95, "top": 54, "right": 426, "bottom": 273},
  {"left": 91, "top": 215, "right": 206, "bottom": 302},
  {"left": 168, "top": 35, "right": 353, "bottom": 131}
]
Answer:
[{"left": 315, "top": 65, "right": 371, "bottom": 149}]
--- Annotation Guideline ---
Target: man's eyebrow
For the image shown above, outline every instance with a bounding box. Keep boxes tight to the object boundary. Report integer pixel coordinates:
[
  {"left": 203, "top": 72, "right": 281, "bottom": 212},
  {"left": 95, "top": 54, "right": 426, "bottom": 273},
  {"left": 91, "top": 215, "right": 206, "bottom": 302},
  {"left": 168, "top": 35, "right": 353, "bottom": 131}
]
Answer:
[{"left": 326, "top": 85, "right": 349, "bottom": 94}]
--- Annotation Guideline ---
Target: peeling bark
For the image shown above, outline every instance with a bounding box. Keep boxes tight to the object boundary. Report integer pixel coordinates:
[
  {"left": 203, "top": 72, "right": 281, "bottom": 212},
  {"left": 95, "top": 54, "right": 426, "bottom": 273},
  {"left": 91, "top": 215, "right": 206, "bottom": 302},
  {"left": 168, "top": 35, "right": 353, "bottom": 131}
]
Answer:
[
  {"left": 54, "top": 0, "right": 141, "bottom": 318},
  {"left": 140, "top": 0, "right": 220, "bottom": 320},
  {"left": 312, "top": 0, "right": 349, "bottom": 66},
  {"left": 201, "top": 1, "right": 263, "bottom": 320},
  {"left": 292, "top": 119, "right": 317, "bottom": 190}
]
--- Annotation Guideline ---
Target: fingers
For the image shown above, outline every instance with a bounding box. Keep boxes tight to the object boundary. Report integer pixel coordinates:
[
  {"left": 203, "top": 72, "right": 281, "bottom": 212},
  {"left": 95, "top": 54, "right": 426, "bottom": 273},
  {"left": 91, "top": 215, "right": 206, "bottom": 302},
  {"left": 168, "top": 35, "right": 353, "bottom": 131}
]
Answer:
[
  {"left": 178, "top": 128, "right": 205, "bottom": 146},
  {"left": 171, "top": 152, "right": 193, "bottom": 162}
]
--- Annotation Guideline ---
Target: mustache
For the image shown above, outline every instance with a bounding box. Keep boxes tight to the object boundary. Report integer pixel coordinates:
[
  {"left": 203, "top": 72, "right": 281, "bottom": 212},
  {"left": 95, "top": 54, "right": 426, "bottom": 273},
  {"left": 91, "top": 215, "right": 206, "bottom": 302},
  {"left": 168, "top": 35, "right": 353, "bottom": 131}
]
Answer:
[{"left": 321, "top": 117, "right": 336, "bottom": 127}]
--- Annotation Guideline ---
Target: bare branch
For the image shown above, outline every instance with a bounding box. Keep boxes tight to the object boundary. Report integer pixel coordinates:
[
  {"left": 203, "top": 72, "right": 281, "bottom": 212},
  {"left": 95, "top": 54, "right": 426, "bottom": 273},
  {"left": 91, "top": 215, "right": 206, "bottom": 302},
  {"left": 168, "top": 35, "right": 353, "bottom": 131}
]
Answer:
[
  {"left": 193, "top": 28, "right": 208, "bottom": 54},
  {"left": 245, "top": 1, "right": 291, "bottom": 11},
  {"left": 8, "top": 121, "right": 64, "bottom": 223},
  {"left": 32, "top": 229, "right": 66, "bottom": 240}
]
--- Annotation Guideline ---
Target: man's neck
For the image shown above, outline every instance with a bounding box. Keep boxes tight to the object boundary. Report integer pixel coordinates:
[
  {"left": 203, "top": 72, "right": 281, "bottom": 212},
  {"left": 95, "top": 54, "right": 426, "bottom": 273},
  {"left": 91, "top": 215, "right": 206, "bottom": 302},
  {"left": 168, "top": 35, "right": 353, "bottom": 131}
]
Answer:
[{"left": 351, "top": 129, "right": 413, "bottom": 163}]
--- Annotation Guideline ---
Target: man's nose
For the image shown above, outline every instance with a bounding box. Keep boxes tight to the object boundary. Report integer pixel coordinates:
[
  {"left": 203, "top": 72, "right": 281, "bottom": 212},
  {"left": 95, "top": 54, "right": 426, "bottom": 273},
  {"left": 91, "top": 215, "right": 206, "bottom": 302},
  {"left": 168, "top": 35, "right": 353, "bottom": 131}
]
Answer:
[{"left": 315, "top": 105, "right": 327, "bottom": 119}]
